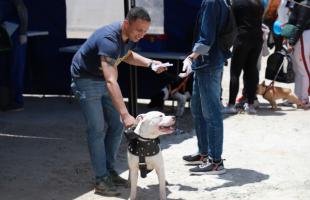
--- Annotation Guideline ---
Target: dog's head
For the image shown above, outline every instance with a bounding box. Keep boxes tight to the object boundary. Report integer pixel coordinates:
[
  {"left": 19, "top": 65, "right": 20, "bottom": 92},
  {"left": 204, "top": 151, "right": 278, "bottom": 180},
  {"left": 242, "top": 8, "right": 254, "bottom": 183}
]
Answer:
[
  {"left": 257, "top": 81, "right": 267, "bottom": 95},
  {"left": 134, "top": 111, "right": 176, "bottom": 139}
]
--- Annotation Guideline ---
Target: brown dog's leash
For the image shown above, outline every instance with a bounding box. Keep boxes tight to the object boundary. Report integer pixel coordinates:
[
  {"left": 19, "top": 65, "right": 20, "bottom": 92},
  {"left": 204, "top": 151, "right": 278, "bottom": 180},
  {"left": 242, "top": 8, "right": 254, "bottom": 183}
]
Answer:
[{"left": 263, "top": 80, "right": 275, "bottom": 98}]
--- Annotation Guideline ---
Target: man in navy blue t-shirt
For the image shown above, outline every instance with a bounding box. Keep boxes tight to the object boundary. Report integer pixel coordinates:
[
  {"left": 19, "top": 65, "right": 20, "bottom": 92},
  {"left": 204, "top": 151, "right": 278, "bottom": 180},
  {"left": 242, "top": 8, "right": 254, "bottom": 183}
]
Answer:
[{"left": 70, "top": 7, "right": 167, "bottom": 196}]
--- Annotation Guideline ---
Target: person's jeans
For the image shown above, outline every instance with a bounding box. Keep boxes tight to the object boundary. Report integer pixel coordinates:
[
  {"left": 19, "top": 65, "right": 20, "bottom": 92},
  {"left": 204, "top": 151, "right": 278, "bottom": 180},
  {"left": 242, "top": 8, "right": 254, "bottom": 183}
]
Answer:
[
  {"left": 190, "top": 66, "right": 224, "bottom": 161},
  {"left": 71, "top": 78, "right": 124, "bottom": 180},
  {"left": 10, "top": 31, "right": 27, "bottom": 106},
  {"left": 0, "top": 30, "right": 27, "bottom": 106}
]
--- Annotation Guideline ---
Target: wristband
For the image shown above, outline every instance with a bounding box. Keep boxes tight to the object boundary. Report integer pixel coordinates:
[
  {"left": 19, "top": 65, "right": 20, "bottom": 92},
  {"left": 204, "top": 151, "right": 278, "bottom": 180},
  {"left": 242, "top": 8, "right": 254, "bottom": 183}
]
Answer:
[{"left": 148, "top": 60, "right": 154, "bottom": 68}]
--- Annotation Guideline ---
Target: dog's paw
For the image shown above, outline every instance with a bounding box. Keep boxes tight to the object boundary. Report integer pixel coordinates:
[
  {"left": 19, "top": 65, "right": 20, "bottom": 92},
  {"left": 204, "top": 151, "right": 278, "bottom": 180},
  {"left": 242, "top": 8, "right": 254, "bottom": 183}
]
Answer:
[{"left": 271, "top": 107, "right": 281, "bottom": 111}]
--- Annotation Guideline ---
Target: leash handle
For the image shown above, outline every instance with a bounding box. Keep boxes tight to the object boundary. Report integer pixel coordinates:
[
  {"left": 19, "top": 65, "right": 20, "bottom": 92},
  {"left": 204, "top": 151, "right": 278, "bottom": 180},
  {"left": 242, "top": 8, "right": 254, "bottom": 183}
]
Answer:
[{"left": 124, "top": 125, "right": 137, "bottom": 140}]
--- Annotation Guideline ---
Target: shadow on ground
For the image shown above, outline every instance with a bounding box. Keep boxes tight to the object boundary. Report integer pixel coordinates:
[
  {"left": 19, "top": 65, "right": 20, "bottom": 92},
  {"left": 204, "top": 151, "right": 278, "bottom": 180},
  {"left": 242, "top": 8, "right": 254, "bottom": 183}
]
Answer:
[{"left": 204, "top": 168, "right": 269, "bottom": 191}]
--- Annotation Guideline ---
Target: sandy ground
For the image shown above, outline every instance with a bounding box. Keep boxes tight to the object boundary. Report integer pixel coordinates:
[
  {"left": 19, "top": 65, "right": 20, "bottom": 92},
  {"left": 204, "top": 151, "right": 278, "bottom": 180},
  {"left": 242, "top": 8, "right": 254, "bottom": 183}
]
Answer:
[{"left": 1, "top": 60, "right": 310, "bottom": 200}]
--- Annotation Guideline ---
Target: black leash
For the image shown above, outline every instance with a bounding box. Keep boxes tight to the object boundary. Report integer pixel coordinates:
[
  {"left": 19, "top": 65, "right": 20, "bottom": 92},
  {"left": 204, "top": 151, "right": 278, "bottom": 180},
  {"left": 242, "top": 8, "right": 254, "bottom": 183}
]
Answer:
[{"left": 263, "top": 49, "right": 290, "bottom": 97}]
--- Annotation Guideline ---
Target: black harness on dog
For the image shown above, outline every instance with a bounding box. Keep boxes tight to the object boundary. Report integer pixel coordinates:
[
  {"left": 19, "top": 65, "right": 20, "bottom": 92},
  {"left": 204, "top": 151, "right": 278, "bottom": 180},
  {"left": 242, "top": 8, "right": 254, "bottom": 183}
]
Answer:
[{"left": 124, "top": 127, "right": 160, "bottom": 178}]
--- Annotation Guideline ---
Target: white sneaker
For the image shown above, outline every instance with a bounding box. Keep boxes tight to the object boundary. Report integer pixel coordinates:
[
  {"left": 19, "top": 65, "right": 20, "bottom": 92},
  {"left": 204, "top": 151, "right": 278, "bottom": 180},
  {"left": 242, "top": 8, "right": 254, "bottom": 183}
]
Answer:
[
  {"left": 298, "top": 101, "right": 310, "bottom": 109},
  {"left": 303, "top": 102, "right": 310, "bottom": 109},
  {"left": 244, "top": 103, "right": 257, "bottom": 114},
  {"left": 222, "top": 105, "right": 238, "bottom": 114}
]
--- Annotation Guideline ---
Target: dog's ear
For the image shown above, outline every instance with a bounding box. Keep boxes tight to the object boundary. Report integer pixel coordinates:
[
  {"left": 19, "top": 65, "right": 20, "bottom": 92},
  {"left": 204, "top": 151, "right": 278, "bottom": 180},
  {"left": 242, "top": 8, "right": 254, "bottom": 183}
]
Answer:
[
  {"left": 136, "top": 114, "right": 145, "bottom": 123},
  {"left": 134, "top": 114, "right": 146, "bottom": 135}
]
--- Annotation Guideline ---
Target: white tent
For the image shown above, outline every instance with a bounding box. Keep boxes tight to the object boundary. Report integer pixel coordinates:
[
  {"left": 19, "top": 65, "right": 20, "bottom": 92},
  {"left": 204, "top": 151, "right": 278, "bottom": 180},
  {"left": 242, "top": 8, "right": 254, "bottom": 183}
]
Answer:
[{"left": 66, "top": 0, "right": 164, "bottom": 39}]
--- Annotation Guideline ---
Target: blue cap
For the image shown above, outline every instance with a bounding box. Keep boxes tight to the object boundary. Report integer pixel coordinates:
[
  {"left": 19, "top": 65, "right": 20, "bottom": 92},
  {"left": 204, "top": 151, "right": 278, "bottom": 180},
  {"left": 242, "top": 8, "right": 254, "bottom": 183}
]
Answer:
[
  {"left": 273, "top": 20, "right": 283, "bottom": 35},
  {"left": 263, "top": 0, "right": 269, "bottom": 9}
]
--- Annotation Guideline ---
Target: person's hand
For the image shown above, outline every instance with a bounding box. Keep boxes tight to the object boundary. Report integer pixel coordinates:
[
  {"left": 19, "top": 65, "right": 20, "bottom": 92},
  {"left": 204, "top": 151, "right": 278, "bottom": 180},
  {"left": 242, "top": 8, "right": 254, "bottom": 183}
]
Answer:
[
  {"left": 19, "top": 34, "right": 27, "bottom": 45},
  {"left": 178, "top": 57, "right": 192, "bottom": 78},
  {"left": 122, "top": 113, "right": 137, "bottom": 129},
  {"left": 282, "top": 40, "right": 294, "bottom": 53},
  {"left": 286, "top": 43, "right": 294, "bottom": 53},
  {"left": 150, "top": 60, "right": 168, "bottom": 74}
]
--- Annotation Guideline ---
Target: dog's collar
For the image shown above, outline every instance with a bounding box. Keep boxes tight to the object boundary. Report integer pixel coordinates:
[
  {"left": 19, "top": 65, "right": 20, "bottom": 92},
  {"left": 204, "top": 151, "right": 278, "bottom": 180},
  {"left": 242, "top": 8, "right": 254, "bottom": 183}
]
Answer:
[{"left": 124, "top": 125, "right": 157, "bottom": 141}]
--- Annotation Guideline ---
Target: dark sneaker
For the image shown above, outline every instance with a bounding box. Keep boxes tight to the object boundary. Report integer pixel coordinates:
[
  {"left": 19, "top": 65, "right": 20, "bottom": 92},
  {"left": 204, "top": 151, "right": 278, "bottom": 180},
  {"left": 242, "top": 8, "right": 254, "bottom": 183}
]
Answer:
[
  {"left": 110, "top": 170, "right": 129, "bottom": 187},
  {"left": 244, "top": 103, "right": 257, "bottom": 114},
  {"left": 189, "top": 159, "right": 226, "bottom": 175},
  {"left": 183, "top": 153, "right": 208, "bottom": 165},
  {"left": 95, "top": 176, "right": 120, "bottom": 197},
  {"left": 235, "top": 96, "right": 247, "bottom": 110},
  {"left": 222, "top": 105, "right": 238, "bottom": 114}
]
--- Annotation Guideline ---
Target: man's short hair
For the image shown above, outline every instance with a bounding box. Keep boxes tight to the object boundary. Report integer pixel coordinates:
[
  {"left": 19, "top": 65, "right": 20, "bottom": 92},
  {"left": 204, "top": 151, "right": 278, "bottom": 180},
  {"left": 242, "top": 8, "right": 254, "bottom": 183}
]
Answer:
[{"left": 126, "top": 7, "right": 151, "bottom": 23}]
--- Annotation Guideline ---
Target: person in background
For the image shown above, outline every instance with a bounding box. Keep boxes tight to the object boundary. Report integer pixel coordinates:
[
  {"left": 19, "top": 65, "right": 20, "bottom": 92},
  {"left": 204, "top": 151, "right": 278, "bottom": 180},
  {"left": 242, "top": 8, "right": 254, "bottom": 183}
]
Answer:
[
  {"left": 222, "top": 0, "right": 264, "bottom": 114},
  {"left": 285, "top": 0, "right": 310, "bottom": 108},
  {"left": 179, "top": 0, "right": 231, "bottom": 175},
  {"left": 0, "top": 0, "right": 28, "bottom": 111},
  {"left": 274, "top": 0, "right": 292, "bottom": 51},
  {"left": 70, "top": 7, "right": 168, "bottom": 196}
]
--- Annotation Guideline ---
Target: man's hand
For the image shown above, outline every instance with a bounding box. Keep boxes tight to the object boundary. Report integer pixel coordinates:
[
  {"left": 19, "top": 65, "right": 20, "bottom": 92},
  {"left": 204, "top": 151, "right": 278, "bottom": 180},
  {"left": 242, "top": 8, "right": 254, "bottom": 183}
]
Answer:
[
  {"left": 150, "top": 60, "right": 169, "bottom": 74},
  {"left": 179, "top": 57, "right": 192, "bottom": 78},
  {"left": 122, "top": 113, "right": 137, "bottom": 129}
]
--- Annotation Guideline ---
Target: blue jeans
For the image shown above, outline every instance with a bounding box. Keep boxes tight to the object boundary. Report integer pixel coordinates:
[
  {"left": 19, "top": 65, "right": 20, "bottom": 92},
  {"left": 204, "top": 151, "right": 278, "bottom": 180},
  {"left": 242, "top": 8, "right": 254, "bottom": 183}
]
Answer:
[
  {"left": 11, "top": 31, "right": 27, "bottom": 106},
  {"left": 71, "top": 78, "right": 124, "bottom": 180},
  {"left": 190, "top": 66, "right": 224, "bottom": 161}
]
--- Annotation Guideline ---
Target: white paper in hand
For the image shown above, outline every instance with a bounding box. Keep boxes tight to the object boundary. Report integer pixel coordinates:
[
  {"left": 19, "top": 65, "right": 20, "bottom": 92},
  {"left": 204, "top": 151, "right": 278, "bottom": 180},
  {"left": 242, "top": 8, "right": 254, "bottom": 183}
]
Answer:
[{"left": 151, "top": 62, "right": 173, "bottom": 71}]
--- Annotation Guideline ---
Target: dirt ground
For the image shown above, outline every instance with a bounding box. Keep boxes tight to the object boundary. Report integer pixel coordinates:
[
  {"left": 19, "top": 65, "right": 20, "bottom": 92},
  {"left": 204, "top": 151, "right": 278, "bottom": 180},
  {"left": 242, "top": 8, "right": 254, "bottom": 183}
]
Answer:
[{"left": 1, "top": 61, "right": 310, "bottom": 200}]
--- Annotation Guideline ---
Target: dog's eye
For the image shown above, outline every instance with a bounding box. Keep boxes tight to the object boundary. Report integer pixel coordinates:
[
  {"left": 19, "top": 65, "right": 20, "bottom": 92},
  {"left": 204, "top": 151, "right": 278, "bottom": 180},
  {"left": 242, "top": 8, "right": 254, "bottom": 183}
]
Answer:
[{"left": 159, "top": 115, "right": 163, "bottom": 118}]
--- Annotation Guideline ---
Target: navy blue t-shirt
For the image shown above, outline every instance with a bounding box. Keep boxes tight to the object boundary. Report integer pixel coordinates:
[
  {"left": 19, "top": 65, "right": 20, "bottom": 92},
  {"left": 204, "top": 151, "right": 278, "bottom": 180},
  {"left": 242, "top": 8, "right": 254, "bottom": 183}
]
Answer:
[{"left": 71, "top": 21, "right": 136, "bottom": 79}]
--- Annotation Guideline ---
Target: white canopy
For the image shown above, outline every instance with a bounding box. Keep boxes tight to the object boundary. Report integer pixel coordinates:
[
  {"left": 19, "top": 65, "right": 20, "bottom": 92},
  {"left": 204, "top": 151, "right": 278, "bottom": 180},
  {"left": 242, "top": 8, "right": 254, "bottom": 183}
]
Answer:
[{"left": 66, "top": 0, "right": 164, "bottom": 39}]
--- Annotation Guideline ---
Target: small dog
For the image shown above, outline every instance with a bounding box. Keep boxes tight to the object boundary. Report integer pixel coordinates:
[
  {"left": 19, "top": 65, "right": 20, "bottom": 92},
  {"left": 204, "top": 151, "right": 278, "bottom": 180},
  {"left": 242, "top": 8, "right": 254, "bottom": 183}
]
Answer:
[
  {"left": 148, "top": 72, "right": 193, "bottom": 117},
  {"left": 257, "top": 81, "right": 302, "bottom": 109},
  {"left": 127, "top": 111, "right": 176, "bottom": 200}
]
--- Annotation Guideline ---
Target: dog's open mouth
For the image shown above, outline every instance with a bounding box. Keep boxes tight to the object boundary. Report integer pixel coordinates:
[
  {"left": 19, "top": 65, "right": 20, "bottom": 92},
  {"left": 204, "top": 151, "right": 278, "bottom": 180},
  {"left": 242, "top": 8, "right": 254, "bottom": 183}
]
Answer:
[{"left": 159, "top": 124, "right": 176, "bottom": 133}]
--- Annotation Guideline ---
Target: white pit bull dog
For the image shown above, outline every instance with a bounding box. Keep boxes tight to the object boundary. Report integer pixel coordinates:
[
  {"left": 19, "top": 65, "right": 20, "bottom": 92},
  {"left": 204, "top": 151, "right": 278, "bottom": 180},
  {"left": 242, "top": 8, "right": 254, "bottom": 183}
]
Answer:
[{"left": 127, "top": 111, "right": 176, "bottom": 200}]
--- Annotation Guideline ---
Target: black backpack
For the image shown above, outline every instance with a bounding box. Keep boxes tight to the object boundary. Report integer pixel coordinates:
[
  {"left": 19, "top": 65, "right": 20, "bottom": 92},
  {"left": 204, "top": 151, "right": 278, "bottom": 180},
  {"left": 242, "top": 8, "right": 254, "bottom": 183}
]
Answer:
[
  {"left": 265, "top": 49, "right": 295, "bottom": 83},
  {"left": 219, "top": 0, "right": 237, "bottom": 52}
]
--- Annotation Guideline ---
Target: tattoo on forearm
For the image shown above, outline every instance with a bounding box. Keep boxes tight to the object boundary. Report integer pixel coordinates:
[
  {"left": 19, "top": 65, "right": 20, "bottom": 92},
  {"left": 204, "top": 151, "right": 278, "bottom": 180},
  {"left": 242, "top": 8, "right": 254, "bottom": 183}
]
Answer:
[{"left": 102, "top": 56, "right": 116, "bottom": 67}]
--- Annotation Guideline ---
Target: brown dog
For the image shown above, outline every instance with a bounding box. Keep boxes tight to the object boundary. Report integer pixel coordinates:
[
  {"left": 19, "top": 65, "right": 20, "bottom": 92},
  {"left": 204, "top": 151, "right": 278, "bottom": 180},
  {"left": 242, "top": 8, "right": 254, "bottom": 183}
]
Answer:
[{"left": 257, "top": 81, "right": 303, "bottom": 109}]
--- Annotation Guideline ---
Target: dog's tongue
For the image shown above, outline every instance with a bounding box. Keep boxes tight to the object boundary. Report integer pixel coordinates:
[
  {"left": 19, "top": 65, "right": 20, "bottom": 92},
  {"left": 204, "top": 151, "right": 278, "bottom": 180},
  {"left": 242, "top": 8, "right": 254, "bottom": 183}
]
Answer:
[{"left": 159, "top": 125, "right": 175, "bottom": 133}]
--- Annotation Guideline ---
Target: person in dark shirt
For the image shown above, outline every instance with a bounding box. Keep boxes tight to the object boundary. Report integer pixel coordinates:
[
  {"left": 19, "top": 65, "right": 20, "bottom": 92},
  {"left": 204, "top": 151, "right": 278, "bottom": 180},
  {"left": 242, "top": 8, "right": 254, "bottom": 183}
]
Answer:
[
  {"left": 70, "top": 7, "right": 168, "bottom": 196},
  {"left": 223, "top": 0, "right": 264, "bottom": 114}
]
